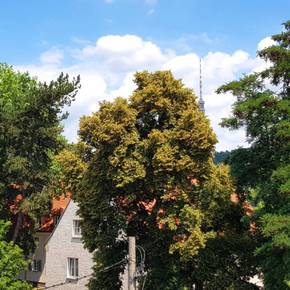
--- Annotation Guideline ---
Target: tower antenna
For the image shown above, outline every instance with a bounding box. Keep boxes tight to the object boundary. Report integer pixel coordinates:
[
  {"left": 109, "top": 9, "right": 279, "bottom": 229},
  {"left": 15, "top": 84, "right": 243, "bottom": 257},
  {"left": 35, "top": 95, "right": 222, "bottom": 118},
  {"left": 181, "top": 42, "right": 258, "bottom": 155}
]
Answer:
[{"left": 198, "top": 58, "right": 205, "bottom": 113}]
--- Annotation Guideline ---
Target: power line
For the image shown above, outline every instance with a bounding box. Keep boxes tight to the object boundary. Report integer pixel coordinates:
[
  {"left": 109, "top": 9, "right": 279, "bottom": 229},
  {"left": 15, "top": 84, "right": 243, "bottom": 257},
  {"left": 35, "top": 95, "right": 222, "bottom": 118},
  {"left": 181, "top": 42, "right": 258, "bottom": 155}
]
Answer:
[
  {"left": 136, "top": 244, "right": 147, "bottom": 290},
  {"left": 141, "top": 275, "right": 147, "bottom": 290},
  {"left": 136, "top": 245, "right": 144, "bottom": 264},
  {"left": 137, "top": 245, "right": 145, "bottom": 263}
]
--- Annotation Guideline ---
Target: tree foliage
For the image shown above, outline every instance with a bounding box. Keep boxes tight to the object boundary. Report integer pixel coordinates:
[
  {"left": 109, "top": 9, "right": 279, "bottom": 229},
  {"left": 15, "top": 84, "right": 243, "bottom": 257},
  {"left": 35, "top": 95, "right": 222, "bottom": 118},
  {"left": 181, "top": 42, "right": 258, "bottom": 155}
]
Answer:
[
  {"left": 72, "top": 71, "right": 259, "bottom": 289},
  {"left": 0, "top": 63, "right": 80, "bottom": 252},
  {"left": 0, "top": 220, "right": 32, "bottom": 290},
  {"left": 217, "top": 20, "right": 290, "bottom": 289}
]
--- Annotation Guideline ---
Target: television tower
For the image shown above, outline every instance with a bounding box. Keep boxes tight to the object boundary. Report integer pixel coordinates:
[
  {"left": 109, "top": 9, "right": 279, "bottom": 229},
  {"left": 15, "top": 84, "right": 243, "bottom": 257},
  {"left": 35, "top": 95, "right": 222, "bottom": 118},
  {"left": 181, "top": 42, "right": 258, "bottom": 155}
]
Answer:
[{"left": 198, "top": 58, "right": 205, "bottom": 113}]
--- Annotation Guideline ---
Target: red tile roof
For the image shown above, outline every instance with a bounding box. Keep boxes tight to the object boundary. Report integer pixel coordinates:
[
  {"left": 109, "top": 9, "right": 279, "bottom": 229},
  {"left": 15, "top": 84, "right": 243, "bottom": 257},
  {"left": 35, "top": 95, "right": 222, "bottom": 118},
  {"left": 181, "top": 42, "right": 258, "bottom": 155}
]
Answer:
[{"left": 38, "top": 194, "right": 71, "bottom": 232}]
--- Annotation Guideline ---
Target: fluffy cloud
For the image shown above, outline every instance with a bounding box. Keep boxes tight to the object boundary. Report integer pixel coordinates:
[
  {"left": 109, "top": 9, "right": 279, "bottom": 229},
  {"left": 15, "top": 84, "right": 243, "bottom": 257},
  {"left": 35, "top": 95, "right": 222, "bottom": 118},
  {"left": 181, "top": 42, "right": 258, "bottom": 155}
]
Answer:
[
  {"left": 40, "top": 48, "right": 64, "bottom": 65},
  {"left": 257, "top": 36, "right": 275, "bottom": 51},
  {"left": 74, "top": 35, "right": 170, "bottom": 71},
  {"left": 16, "top": 35, "right": 271, "bottom": 150},
  {"left": 250, "top": 37, "right": 277, "bottom": 74}
]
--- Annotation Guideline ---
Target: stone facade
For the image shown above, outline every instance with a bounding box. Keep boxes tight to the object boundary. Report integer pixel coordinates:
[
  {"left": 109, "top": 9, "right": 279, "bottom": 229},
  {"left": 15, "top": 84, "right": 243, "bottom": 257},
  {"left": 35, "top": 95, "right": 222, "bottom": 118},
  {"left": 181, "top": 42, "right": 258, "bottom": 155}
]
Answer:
[
  {"left": 18, "top": 232, "right": 49, "bottom": 287},
  {"left": 45, "top": 200, "right": 94, "bottom": 289}
]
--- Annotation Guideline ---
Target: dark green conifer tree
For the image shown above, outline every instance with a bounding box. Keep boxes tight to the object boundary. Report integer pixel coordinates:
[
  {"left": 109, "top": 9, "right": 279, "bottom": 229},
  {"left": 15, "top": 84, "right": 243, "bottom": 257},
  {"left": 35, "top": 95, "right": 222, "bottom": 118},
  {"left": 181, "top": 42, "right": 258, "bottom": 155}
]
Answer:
[
  {"left": 0, "top": 63, "right": 79, "bottom": 253},
  {"left": 217, "top": 21, "right": 290, "bottom": 289}
]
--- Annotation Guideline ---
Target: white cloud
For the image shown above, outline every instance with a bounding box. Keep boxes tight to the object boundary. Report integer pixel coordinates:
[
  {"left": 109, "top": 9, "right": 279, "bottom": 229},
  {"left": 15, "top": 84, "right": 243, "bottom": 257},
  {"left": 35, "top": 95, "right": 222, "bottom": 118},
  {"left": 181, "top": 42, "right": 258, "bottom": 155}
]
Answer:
[
  {"left": 251, "top": 37, "right": 277, "bottom": 74},
  {"left": 110, "top": 72, "right": 136, "bottom": 99},
  {"left": 75, "top": 35, "right": 169, "bottom": 67},
  {"left": 257, "top": 36, "right": 275, "bottom": 51},
  {"left": 40, "top": 48, "right": 64, "bottom": 65},
  {"left": 17, "top": 34, "right": 269, "bottom": 151}
]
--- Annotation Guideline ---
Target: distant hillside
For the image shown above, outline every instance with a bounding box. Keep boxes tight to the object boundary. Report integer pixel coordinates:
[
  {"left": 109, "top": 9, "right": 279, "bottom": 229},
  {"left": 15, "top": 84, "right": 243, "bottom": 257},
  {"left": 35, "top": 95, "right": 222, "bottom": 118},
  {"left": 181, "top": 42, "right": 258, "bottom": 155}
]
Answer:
[{"left": 214, "top": 150, "right": 231, "bottom": 164}]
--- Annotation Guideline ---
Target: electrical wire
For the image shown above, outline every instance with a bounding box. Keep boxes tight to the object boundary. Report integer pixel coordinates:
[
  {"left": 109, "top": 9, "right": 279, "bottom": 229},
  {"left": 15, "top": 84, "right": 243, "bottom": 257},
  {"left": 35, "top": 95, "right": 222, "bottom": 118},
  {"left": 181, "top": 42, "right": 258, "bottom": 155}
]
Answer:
[
  {"left": 137, "top": 245, "right": 145, "bottom": 263},
  {"left": 101, "top": 258, "right": 127, "bottom": 273},
  {"left": 136, "top": 244, "right": 147, "bottom": 290},
  {"left": 141, "top": 274, "right": 147, "bottom": 290},
  {"left": 136, "top": 245, "right": 144, "bottom": 264}
]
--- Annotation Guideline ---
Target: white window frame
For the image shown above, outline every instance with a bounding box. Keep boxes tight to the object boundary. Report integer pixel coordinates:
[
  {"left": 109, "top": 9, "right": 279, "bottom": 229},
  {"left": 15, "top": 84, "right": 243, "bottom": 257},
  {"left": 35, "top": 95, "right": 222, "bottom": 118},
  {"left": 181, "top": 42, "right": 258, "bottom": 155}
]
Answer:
[
  {"left": 31, "top": 259, "right": 42, "bottom": 272},
  {"left": 72, "top": 219, "right": 81, "bottom": 238},
  {"left": 67, "top": 257, "right": 79, "bottom": 279}
]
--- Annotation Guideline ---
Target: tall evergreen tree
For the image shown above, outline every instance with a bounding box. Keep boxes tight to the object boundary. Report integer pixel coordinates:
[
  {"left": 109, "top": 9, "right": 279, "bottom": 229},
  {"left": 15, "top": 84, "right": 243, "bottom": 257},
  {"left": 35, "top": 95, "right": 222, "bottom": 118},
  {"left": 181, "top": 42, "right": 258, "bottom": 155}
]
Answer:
[
  {"left": 0, "top": 63, "right": 80, "bottom": 252},
  {"left": 217, "top": 21, "right": 290, "bottom": 289}
]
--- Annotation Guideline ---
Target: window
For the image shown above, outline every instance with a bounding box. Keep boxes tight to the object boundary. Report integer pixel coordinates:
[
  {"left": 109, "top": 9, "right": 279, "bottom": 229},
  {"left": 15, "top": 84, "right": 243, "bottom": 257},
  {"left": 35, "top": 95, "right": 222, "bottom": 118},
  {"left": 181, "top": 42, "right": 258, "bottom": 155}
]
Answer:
[
  {"left": 30, "top": 259, "right": 42, "bottom": 272},
  {"left": 72, "top": 220, "right": 81, "bottom": 237},
  {"left": 67, "top": 257, "right": 79, "bottom": 279},
  {"left": 54, "top": 215, "right": 60, "bottom": 225}
]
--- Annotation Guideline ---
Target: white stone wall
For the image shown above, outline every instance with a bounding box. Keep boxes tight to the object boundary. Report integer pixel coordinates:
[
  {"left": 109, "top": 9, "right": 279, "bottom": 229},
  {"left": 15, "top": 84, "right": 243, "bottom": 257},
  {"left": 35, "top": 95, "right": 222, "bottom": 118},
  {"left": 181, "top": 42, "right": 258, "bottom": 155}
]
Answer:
[
  {"left": 18, "top": 232, "right": 49, "bottom": 285},
  {"left": 45, "top": 201, "right": 94, "bottom": 290}
]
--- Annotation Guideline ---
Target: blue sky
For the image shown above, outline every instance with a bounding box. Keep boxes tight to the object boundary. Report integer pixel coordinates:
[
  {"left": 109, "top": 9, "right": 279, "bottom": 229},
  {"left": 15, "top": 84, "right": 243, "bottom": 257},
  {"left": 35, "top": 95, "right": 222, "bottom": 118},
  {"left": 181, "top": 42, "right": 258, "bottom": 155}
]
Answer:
[
  {"left": 1, "top": 0, "right": 289, "bottom": 63},
  {"left": 1, "top": 0, "right": 289, "bottom": 150}
]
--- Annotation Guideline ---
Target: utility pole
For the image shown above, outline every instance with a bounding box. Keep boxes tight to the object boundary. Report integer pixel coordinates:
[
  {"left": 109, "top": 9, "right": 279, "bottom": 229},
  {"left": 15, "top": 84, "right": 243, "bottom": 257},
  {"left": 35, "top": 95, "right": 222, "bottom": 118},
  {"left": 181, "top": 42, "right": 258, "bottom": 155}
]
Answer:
[{"left": 128, "top": 236, "right": 136, "bottom": 290}]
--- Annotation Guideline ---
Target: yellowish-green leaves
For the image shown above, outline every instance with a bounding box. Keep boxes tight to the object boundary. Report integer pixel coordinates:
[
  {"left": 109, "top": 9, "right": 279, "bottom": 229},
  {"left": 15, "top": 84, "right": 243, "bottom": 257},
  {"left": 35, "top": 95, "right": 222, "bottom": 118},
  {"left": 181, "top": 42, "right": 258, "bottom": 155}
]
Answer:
[
  {"left": 168, "top": 206, "right": 216, "bottom": 260},
  {"left": 54, "top": 148, "right": 88, "bottom": 194},
  {"left": 79, "top": 98, "right": 137, "bottom": 147},
  {"left": 76, "top": 70, "right": 236, "bottom": 289}
]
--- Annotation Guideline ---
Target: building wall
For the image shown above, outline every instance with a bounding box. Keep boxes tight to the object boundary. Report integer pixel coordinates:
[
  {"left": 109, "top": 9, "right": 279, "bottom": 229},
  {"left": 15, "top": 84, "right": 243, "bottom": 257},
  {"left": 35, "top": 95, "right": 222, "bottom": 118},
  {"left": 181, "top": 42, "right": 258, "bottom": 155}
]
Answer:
[
  {"left": 45, "top": 201, "right": 94, "bottom": 290},
  {"left": 18, "top": 232, "right": 49, "bottom": 285},
  {"left": 19, "top": 199, "right": 128, "bottom": 289}
]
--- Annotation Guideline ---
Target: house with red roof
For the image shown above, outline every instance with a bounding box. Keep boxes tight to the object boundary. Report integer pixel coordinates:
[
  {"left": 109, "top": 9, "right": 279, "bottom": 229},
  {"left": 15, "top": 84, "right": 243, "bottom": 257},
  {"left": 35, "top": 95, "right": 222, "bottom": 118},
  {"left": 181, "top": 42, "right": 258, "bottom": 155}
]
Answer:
[{"left": 19, "top": 194, "right": 94, "bottom": 289}]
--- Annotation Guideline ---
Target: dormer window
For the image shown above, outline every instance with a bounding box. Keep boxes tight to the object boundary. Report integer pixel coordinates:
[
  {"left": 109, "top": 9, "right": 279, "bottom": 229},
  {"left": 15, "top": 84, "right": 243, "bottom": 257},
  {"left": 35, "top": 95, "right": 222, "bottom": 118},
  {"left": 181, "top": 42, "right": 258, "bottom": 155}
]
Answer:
[
  {"left": 54, "top": 215, "right": 60, "bottom": 225},
  {"left": 72, "top": 220, "right": 81, "bottom": 238}
]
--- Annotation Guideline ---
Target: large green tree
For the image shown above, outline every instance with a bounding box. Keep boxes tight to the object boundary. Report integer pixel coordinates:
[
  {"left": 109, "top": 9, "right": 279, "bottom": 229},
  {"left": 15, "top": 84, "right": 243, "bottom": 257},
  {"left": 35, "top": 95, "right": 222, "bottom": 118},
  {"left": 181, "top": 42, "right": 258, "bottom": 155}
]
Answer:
[
  {"left": 217, "top": 21, "right": 290, "bottom": 289},
  {"left": 73, "top": 71, "right": 259, "bottom": 289},
  {"left": 0, "top": 63, "right": 80, "bottom": 252}
]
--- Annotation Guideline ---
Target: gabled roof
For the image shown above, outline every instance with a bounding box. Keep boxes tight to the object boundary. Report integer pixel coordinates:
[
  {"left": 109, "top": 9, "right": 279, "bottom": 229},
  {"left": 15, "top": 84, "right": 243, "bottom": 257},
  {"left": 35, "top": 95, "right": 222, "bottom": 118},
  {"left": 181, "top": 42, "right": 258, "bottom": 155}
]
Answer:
[
  {"left": 44, "top": 197, "right": 74, "bottom": 246},
  {"left": 39, "top": 194, "right": 71, "bottom": 232}
]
